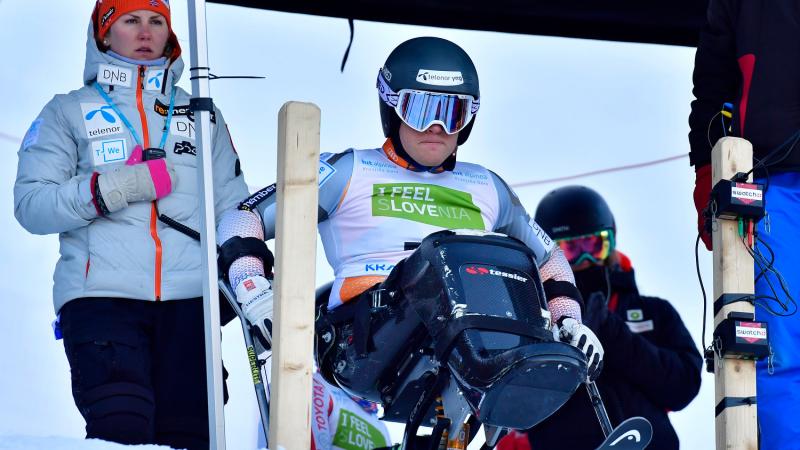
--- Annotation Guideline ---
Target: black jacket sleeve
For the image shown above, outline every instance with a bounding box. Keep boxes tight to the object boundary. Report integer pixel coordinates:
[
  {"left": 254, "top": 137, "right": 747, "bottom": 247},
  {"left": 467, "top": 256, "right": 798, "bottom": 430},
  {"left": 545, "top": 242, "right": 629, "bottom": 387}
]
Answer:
[
  {"left": 688, "top": 0, "right": 740, "bottom": 168},
  {"left": 598, "top": 298, "right": 703, "bottom": 412}
]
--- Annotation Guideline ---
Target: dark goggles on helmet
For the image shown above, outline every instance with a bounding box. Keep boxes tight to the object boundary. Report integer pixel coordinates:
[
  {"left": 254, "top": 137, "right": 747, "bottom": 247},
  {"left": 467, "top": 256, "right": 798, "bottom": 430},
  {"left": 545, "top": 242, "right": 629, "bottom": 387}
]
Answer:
[
  {"left": 556, "top": 229, "right": 615, "bottom": 265},
  {"left": 377, "top": 71, "right": 480, "bottom": 135}
]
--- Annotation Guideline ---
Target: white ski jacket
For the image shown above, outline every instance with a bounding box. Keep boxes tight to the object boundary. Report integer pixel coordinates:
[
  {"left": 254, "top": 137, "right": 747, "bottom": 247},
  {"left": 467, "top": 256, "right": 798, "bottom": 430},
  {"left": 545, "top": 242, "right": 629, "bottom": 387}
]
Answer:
[{"left": 14, "top": 23, "right": 249, "bottom": 312}]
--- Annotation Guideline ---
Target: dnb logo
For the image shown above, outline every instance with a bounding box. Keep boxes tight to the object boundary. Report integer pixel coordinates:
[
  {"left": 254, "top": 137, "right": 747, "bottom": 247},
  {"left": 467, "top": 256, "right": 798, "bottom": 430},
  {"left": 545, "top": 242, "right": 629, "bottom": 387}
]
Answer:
[{"left": 81, "top": 103, "right": 123, "bottom": 138}]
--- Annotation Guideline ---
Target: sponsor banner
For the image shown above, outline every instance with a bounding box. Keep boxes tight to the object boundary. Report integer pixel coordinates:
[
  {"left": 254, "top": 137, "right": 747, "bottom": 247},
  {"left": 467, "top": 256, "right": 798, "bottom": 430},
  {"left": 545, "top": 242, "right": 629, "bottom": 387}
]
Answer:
[
  {"left": 91, "top": 138, "right": 128, "bottom": 166},
  {"left": 372, "top": 183, "right": 484, "bottom": 229}
]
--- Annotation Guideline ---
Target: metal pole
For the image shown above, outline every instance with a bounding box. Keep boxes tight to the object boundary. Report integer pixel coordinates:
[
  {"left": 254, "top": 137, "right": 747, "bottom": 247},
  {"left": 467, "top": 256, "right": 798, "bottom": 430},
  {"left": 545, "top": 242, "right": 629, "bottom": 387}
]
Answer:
[
  {"left": 219, "top": 279, "right": 270, "bottom": 445},
  {"left": 586, "top": 381, "right": 614, "bottom": 438},
  {"left": 187, "top": 1, "right": 226, "bottom": 448}
]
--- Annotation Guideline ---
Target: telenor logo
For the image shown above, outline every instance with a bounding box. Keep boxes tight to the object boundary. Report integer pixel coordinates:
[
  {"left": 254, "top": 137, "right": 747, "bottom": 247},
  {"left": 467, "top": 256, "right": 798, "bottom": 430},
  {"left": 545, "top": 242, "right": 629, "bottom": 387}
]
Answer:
[
  {"left": 85, "top": 106, "right": 117, "bottom": 123},
  {"left": 416, "top": 69, "right": 464, "bottom": 86}
]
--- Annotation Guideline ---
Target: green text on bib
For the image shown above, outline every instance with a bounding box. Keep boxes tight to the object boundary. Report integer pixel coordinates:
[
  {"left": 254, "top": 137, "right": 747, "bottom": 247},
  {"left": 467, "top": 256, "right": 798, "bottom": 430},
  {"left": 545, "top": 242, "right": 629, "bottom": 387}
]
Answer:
[{"left": 372, "top": 183, "right": 484, "bottom": 229}]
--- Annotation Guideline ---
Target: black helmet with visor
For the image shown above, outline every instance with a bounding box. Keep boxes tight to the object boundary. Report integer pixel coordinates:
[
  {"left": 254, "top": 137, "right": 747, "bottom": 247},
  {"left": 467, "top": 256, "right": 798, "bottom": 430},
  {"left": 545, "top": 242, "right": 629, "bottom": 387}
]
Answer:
[{"left": 378, "top": 37, "right": 480, "bottom": 146}]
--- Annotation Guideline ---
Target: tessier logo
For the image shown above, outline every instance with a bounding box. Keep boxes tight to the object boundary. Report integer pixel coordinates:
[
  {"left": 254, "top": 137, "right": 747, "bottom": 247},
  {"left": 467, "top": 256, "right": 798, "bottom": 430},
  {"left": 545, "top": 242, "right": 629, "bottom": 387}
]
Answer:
[
  {"left": 243, "top": 279, "right": 256, "bottom": 291},
  {"left": 465, "top": 266, "right": 528, "bottom": 282}
]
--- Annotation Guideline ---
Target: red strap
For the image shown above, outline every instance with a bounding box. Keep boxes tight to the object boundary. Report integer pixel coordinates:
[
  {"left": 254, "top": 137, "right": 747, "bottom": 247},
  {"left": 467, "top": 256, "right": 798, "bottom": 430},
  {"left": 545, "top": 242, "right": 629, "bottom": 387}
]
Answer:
[
  {"left": 89, "top": 172, "right": 103, "bottom": 217},
  {"left": 738, "top": 54, "right": 756, "bottom": 136},
  {"left": 608, "top": 291, "right": 620, "bottom": 313}
]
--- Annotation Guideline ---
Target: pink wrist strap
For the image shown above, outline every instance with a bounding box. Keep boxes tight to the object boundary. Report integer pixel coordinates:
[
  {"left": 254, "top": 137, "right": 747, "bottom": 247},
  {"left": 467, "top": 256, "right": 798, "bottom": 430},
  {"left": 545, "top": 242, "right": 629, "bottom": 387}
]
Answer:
[
  {"left": 126, "top": 145, "right": 144, "bottom": 165},
  {"left": 146, "top": 159, "right": 173, "bottom": 199}
]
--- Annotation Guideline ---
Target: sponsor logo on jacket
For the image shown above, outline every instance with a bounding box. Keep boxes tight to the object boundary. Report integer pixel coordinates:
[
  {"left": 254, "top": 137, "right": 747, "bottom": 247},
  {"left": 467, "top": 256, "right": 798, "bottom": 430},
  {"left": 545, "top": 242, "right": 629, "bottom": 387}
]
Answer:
[
  {"left": 97, "top": 64, "right": 133, "bottom": 88},
  {"left": 173, "top": 140, "right": 196, "bottom": 156},
  {"left": 154, "top": 99, "right": 217, "bottom": 123},
  {"left": 239, "top": 184, "right": 277, "bottom": 211},
  {"left": 81, "top": 103, "right": 123, "bottom": 138},
  {"left": 145, "top": 69, "right": 165, "bottom": 91},
  {"left": 91, "top": 138, "right": 128, "bottom": 166}
]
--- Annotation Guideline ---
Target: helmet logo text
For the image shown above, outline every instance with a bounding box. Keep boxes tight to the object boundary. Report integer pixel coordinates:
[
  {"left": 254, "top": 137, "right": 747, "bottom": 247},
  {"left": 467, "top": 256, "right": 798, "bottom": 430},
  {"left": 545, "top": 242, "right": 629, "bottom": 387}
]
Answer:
[{"left": 416, "top": 69, "right": 464, "bottom": 86}]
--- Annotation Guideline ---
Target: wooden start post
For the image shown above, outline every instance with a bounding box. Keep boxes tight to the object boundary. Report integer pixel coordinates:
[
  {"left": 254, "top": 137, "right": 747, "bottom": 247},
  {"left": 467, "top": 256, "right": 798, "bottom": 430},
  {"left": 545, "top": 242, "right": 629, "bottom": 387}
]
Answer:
[
  {"left": 269, "top": 101, "right": 321, "bottom": 449},
  {"left": 711, "top": 137, "right": 761, "bottom": 450}
]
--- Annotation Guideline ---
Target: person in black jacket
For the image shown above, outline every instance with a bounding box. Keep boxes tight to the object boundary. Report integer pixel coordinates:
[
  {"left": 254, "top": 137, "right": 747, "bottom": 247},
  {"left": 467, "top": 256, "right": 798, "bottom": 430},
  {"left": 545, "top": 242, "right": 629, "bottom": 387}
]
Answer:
[
  {"left": 504, "top": 186, "right": 702, "bottom": 450},
  {"left": 689, "top": 2, "right": 800, "bottom": 448}
]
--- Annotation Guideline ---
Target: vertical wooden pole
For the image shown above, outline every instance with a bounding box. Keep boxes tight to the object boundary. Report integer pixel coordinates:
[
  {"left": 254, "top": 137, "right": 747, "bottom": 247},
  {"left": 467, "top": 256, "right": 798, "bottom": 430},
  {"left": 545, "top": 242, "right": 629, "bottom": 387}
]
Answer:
[
  {"left": 270, "top": 101, "right": 321, "bottom": 449},
  {"left": 712, "top": 137, "right": 758, "bottom": 450}
]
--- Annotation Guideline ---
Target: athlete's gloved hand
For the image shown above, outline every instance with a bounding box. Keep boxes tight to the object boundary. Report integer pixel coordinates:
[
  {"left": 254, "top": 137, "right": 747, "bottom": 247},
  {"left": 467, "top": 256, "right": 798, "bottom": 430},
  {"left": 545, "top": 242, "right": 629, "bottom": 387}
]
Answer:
[
  {"left": 693, "top": 164, "right": 713, "bottom": 251},
  {"left": 96, "top": 145, "right": 175, "bottom": 213},
  {"left": 235, "top": 275, "right": 274, "bottom": 353},
  {"left": 554, "top": 317, "right": 604, "bottom": 381}
]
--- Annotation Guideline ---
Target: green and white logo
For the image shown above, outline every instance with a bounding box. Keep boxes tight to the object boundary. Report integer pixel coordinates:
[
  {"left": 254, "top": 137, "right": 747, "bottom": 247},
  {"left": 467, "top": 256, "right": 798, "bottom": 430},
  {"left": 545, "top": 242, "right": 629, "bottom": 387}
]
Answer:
[
  {"left": 333, "top": 409, "right": 388, "bottom": 450},
  {"left": 627, "top": 309, "right": 644, "bottom": 321},
  {"left": 372, "top": 183, "right": 484, "bottom": 229}
]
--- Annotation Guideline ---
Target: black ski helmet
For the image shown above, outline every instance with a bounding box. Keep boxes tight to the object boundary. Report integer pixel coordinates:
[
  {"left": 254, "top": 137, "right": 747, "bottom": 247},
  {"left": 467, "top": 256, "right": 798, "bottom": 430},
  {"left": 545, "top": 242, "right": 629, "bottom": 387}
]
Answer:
[
  {"left": 534, "top": 186, "right": 616, "bottom": 240},
  {"left": 379, "top": 37, "right": 480, "bottom": 146}
]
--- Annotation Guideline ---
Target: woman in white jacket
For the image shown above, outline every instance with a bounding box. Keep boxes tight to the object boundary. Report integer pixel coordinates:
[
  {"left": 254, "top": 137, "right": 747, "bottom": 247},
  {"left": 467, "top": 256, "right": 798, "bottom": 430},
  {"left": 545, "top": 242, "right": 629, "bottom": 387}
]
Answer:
[{"left": 13, "top": 1, "right": 248, "bottom": 448}]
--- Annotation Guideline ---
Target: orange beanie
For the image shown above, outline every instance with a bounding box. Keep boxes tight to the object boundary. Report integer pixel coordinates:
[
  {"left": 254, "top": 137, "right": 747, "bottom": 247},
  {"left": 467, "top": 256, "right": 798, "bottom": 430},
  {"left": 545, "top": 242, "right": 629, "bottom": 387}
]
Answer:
[{"left": 92, "top": 0, "right": 180, "bottom": 58}]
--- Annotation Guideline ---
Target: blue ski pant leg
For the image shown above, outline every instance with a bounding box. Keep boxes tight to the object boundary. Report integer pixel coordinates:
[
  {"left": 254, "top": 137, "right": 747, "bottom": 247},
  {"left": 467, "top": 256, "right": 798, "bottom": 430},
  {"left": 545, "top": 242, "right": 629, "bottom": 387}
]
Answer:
[{"left": 754, "top": 172, "right": 800, "bottom": 450}]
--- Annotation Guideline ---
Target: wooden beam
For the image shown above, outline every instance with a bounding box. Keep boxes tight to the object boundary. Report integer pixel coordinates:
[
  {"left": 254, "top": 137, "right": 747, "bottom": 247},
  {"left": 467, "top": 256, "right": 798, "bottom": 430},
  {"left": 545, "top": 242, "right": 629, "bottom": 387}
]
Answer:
[
  {"left": 270, "top": 101, "right": 321, "bottom": 449},
  {"left": 711, "top": 137, "right": 758, "bottom": 450}
]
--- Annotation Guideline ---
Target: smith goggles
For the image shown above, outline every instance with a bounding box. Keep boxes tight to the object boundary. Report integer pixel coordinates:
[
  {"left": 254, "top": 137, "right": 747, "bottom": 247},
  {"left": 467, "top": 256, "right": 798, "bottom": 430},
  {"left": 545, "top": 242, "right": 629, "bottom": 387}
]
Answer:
[
  {"left": 556, "top": 229, "right": 616, "bottom": 265},
  {"left": 377, "top": 71, "right": 480, "bottom": 135}
]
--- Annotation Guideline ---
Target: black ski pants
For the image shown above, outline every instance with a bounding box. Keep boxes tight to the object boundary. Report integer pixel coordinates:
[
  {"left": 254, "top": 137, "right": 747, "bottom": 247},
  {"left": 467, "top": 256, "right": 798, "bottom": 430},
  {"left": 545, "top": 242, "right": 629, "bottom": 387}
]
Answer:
[{"left": 60, "top": 297, "right": 228, "bottom": 450}]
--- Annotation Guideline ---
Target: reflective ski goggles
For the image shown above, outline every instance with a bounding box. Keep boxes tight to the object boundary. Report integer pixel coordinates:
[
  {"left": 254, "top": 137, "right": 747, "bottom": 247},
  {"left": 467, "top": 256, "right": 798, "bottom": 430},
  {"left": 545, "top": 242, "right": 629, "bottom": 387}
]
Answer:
[
  {"left": 556, "top": 229, "right": 616, "bottom": 265},
  {"left": 377, "top": 71, "right": 480, "bottom": 135}
]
